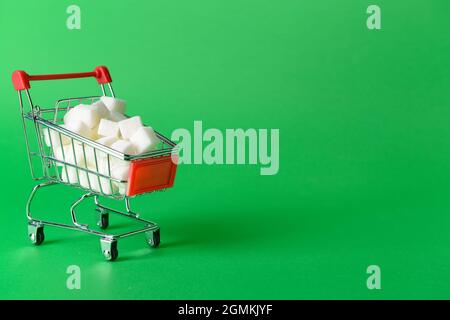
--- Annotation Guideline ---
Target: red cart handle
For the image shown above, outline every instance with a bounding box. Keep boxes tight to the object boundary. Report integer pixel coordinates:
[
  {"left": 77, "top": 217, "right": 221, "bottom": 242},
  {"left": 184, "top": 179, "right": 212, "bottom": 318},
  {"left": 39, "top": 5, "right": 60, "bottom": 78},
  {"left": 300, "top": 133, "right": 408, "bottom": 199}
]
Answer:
[{"left": 12, "top": 66, "right": 112, "bottom": 91}]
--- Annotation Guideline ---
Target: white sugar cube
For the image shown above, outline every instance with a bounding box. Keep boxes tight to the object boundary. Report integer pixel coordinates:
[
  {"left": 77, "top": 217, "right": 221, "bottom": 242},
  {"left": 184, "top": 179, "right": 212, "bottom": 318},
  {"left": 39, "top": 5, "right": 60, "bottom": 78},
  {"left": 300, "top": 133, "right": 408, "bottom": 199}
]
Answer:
[
  {"left": 71, "top": 146, "right": 132, "bottom": 196},
  {"left": 98, "top": 119, "right": 120, "bottom": 137},
  {"left": 91, "top": 124, "right": 100, "bottom": 140},
  {"left": 111, "top": 164, "right": 130, "bottom": 196},
  {"left": 108, "top": 111, "right": 127, "bottom": 122},
  {"left": 109, "top": 140, "right": 134, "bottom": 168},
  {"left": 130, "top": 126, "right": 160, "bottom": 154},
  {"left": 73, "top": 143, "right": 105, "bottom": 167},
  {"left": 100, "top": 178, "right": 117, "bottom": 195},
  {"left": 66, "top": 120, "right": 94, "bottom": 140},
  {"left": 101, "top": 96, "right": 126, "bottom": 114},
  {"left": 97, "top": 157, "right": 113, "bottom": 176},
  {"left": 96, "top": 136, "right": 118, "bottom": 147},
  {"left": 63, "top": 106, "right": 78, "bottom": 125},
  {"left": 64, "top": 104, "right": 100, "bottom": 129},
  {"left": 44, "top": 126, "right": 71, "bottom": 147},
  {"left": 79, "top": 171, "right": 114, "bottom": 195},
  {"left": 110, "top": 139, "right": 136, "bottom": 155},
  {"left": 61, "top": 166, "right": 81, "bottom": 184},
  {"left": 91, "top": 100, "right": 110, "bottom": 119},
  {"left": 52, "top": 146, "right": 66, "bottom": 165},
  {"left": 113, "top": 182, "right": 128, "bottom": 196},
  {"left": 78, "top": 163, "right": 114, "bottom": 195},
  {"left": 53, "top": 144, "right": 84, "bottom": 166},
  {"left": 97, "top": 157, "right": 127, "bottom": 180},
  {"left": 80, "top": 105, "right": 101, "bottom": 129},
  {"left": 118, "top": 116, "right": 143, "bottom": 139},
  {"left": 111, "top": 163, "right": 130, "bottom": 181},
  {"left": 97, "top": 159, "right": 119, "bottom": 195}
]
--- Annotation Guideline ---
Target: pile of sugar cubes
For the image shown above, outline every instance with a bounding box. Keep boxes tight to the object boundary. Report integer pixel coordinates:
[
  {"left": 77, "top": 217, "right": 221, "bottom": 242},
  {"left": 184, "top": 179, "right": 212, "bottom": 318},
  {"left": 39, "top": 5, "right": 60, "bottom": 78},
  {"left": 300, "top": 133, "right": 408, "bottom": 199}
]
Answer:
[{"left": 44, "top": 96, "right": 160, "bottom": 195}]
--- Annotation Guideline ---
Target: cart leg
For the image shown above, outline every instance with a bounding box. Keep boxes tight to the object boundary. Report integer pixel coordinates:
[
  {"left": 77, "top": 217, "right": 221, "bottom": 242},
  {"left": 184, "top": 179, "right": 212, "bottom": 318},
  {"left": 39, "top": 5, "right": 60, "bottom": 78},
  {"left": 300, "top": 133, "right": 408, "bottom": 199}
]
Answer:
[
  {"left": 94, "top": 196, "right": 110, "bottom": 229},
  {"left": 26, "top": 181, "right": 57, "bottom": 221},
  {"left": 70, "top": 192, "right": 94, "bottom": 229},
  {"left": 124, "top": 197, "right": 140, "bottom": 218},
  {"left": 100, "top": 237, "right": 118, "bottom": 261}
]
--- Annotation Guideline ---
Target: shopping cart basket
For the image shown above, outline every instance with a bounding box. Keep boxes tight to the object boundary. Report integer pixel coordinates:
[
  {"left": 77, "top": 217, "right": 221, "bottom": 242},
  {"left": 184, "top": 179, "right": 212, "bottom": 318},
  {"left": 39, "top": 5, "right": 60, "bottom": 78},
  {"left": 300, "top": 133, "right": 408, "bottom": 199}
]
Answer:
[{"left": 12, "top": 66, "right": 178, "bottom": 261}]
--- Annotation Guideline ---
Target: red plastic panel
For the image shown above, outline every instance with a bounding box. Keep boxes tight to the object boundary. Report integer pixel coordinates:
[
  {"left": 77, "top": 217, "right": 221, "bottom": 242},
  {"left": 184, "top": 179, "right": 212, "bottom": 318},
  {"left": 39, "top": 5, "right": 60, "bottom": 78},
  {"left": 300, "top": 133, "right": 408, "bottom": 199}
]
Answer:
[{"left": 126, "top": 155, "right": 178, "bottom": 196}]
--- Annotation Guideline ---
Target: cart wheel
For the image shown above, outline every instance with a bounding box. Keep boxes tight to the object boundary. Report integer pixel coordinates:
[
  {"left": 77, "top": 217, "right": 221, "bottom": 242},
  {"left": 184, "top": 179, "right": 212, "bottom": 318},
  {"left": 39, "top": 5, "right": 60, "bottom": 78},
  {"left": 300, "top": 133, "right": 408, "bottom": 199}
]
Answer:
[
  {"left": 28, "top": 224, "right": 44, "bottom": 246},
  {"left": 146, "top": 228, "right": 160, "bottom": 248},
  {"left": 100, "top": 238, "right": 118, "bottom": 261},
  {"left": 97, "top": 212, "right": 109, "bottom": 230}
]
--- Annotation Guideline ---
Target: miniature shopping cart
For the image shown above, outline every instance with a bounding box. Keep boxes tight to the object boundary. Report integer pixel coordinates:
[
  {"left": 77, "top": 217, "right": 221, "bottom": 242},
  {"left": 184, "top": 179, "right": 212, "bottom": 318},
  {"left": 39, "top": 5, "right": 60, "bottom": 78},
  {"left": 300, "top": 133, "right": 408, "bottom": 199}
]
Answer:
[{"left": 12, "top": 66, "right": 178, "bottom": 261}]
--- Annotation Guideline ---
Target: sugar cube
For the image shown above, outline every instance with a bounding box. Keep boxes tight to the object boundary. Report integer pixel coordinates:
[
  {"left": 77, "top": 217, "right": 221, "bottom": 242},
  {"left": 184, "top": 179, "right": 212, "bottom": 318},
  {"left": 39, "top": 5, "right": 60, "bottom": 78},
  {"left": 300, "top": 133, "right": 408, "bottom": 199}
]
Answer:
[
  {"left": 79, "top": 171, "right": 114, "bottom": 195},
  {"left": 53, "top": 144, "right": 83, "bottom": 166},
  {"left": 64, "top": 104, "right": 100, "bottom": 129},
  {"left": 113, "top": 182, "right": 128, "bottom": 196},
  {"left": 91, "top": 124, "right": 100, "bottom": 140},
  {"left": 111, "top": 163, "right": 130, "bottom": 196},
  {"left": 130, "top": 126, "right": 160, "bottom": 154},
  {"left": 63, "top": 106, "right": 78, "bottom": 125},
  {"left": 44, "top": 126, "right": 71, "bottom": 147},
  {"left": 61, "top": 166, "right": 81, "bottom": 184},
  {"left": 110, "top": 139, "right": 136, "bottom": 155},
  {"left": 78, "top": 161, "right": 115, "bottom": 195},
  {"left": 111, "top": 163, "right": 130, "bottom": 181},
  {"left": 109, "top": 140, "right": 134, "bottom": 168},
  {"left": 96, "top": 136, "right": 118, "bottom": 147},
  {"left": 66, "top": 120, "right": 94, "bottom": 140},
  {"left": 108, "top": 111, "right": 127, "bottom": 122},
  {"left": 91, "top": 100, "right": 110, "bottom": 119},
  {"left": 118, "top": 116, "right": 143, "bottom": 139},
  {"left": 73, "top": 143, "right": 105, "bottom": 167},
  {"left": 98, "top": 119, "right": 120, "bottom": 137},
  {"left": 101, "top": 96, "right": 126, "bottom": 114}
]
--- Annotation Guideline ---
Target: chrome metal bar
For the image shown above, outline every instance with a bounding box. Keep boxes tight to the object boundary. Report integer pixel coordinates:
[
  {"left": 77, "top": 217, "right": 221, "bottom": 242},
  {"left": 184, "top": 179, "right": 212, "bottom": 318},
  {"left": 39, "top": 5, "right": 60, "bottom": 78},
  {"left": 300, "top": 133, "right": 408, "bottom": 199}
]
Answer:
[
  {"left": 26, "top": 90, "right": 48, "bottom": 179},
  {"left": 34, "top": 117, "right": 127, "bottom": 159},
  {"left": 81, "top": 144, "right": 93, "bottom": 191},
  {"left": 26, "top": 170, "right": 160, "bottom": 245},
  {"left": 94, "top": 196, "right": 159, "bottom": 226},
  {"left": 31, "top": 218, "right": 156, "bottom": 239},
  {"left": 27, "top": 111, "right": 177, "bottom": 161},
  {"left": 70, "top": 192, "right": 94, "bottom": 229},
  {"left": 55, "top": 95, "right": 101, "bottom": 105},
  {"left": 107, "top": 83, "right": 116, "bottom": 98},
  {"left": 115, "top": 225, "right": 158, "bottom": 239},
  {"left": 18, "top": 91, "right": 37, "bottom": 179},
  {"left": 26, "top": 181, "right": 58, "bottom": 220}
]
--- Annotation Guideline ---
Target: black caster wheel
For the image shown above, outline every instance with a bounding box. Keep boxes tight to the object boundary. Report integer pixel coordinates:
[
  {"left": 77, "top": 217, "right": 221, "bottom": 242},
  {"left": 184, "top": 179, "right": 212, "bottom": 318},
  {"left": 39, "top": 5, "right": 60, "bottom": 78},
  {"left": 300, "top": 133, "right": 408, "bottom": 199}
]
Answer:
[
  {"left": 98, "top": 213, "right": 109, "bottom": 230},
  {"left": 109, "top": 245, "right": 119, "bottom": 261},
  {"left": 28, "top": 224, "right": 44, "bottom": 246},
  {"left": 100, "top": 238, "right": 118, "bottom": 261},
  {"left": 146, "top": 229, "right": 160, "bottom": 248},
  {"left": 96, "top": 208, "right": 109, "bottom": 229}
]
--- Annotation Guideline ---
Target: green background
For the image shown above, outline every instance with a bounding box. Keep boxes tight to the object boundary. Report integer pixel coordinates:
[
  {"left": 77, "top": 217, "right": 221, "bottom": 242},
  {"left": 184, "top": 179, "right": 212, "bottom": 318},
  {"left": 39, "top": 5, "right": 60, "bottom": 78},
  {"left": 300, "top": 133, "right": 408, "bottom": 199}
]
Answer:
[{"left": 1, "top": 0, "right": 450, "bottom": 299}]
